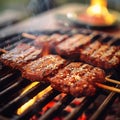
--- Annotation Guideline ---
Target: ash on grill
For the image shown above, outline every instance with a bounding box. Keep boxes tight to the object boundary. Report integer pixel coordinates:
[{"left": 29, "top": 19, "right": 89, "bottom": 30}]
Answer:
[{"left": 0, "top": 29, "right": 120, "bottom": 120}]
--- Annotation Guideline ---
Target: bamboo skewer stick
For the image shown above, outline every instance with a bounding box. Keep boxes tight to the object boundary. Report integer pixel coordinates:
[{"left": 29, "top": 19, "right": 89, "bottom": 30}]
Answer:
[
  {"left": 106, "top": 77, "right": 120, "bottom": 85},
  {"left": 96, "top": 82, "right": 120, "bottom": 93},
  {"left": 0, "top": 48, "right": 7, "bottom": 54},
  {"left": 22, "top": 33, "right": 37, "bottom": 40}
]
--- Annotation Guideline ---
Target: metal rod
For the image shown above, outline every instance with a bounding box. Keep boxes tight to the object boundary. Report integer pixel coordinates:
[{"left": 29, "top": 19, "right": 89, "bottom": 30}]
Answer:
[
  {"left": 90, "top": 91, "right": 118, "bottom": 120},
  {"left": 39, "top": 94, "right": 74, "bottom": 120}
]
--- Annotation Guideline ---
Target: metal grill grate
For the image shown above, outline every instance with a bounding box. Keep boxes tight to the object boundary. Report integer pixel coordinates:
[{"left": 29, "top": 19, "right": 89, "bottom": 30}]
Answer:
[{"left": 0, "top": 29, "right": 120, "bottom": 120}]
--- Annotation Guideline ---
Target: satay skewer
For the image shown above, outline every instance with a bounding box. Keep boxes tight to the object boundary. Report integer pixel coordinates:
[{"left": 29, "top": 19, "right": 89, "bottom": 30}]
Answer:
[
  {"left": 106, "top": 76, "right": 120, "bottom": 85},
  {"left": 96, "top": 83, "right": 120, "bottom": 93},
  {"left": 0, "top": 48, "right": 7, "bottom": 54},
  {"left": 22, "top": 33, "right": 37, "bottom": 40},
  {"left": 0, "top": 47, "right": 120, "bottom": 94}
]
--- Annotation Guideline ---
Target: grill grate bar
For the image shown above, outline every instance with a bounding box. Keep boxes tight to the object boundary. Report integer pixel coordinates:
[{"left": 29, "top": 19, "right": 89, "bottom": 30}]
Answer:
[
  {"left": 0, "top": 71, "right": 20, "bottom": 91},
  {"left": 89, "top": 90, "right": 119, "bottom": 120},
  {"left": 0, "top": 78, "right": 29, "bottom": 100},
  {"left": 0, "top": 67, "right": 14, "bottom": 78},
  {"left": 15, "top": 90, "right": 60, "bottom": 120},
  {"left": 0, "top": 34, "right": 20, "bottom": 44},
  {"left": 0, "top": 83, "right": 49, "bottom": 115},
  {"left": 39, "top": 94, "right": 75, "bottom": 120},
  {"left": 4, "top": 38, "right": 33, "bottom": 51},
  {"left": 64, "top": 94, "right": 99, "bottom": 120},
  {"left": 0, "top": 35, "right": 22, "bottom": 49},
  {"left": 0, "top": 72, "right": 14, "bottom": 82}
]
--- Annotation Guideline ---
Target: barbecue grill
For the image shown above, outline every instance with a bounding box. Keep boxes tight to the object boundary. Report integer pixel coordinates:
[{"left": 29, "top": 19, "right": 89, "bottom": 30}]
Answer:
[{"left": 0, "top": 29, "right": 120, "bottom": 120}]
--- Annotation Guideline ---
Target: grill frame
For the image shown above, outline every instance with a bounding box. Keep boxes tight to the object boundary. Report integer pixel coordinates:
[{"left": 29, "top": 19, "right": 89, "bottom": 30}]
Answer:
[{"left": 0, "top": 29, "right": 120, "bottom": 120}]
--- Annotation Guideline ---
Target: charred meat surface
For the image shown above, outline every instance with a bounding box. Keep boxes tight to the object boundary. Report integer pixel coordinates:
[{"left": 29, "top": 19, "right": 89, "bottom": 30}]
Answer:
[
  {"left": 80, "top": 41, "right": 120, "bottom": 69},
  {"left": 48, "top": 34, "right": 68, "bottom": 45},
  {"left": 34, "top": 34, "right": 68, "bottom": 54},
  {"left": 55, "top": 34, "right": 91, "bottom": 58},
  {"left": 35, "top": 34, "right": 68, "bottom": 47},
  {"left": 34, "top": 35, "right": 49, "bottom": 48},
  {"left": 49, "top": 62, "right": 105, "bottom": 97},
  {"left": 48, "top": 34, "right": 69, "bottom": 53},
  {"left": 22, "top": 54, "right": 66, "bottom": 82},
  {"left": 0, "top": 43, "right": 42, "bottom": 70}
]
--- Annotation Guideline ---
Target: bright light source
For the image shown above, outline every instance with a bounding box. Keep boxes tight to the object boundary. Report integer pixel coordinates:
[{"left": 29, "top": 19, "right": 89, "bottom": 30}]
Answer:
[{"left": 86, "top": 0, "right": 116, "bottom": 25}]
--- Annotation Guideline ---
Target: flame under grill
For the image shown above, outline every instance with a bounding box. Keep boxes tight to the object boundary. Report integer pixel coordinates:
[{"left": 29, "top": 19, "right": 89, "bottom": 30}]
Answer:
[{"left": 0, "top": 29, "right": 120, "bottom": 120}]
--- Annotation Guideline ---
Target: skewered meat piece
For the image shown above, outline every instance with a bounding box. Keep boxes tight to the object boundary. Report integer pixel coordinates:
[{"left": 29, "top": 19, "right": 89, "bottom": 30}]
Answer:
[
  {"left": 80, "top": 41, "right": 120, "bottom": 69},
  {"left": 34, "top": 35, "right": 49, "bottom": 47},
  {"left": 35, "top": 34, "right": 68, "bottom": 47},
  {"left": 22, "top": 54, "right": 66, "bottom": 82},
  {"left": 55, "top": 34, "right": 91, "bottom": 58},
  {"left": 49, "top": 62, "right": 105, "bottom": 97},
  {"left": 34, "top": 34, "right": 68, "bottom": 54},
  {"left": 48, "top": 34, "right": 69, "bottom": 53},
  {"left": 0, "top": 43, "right": 42, "bottom": 70}
]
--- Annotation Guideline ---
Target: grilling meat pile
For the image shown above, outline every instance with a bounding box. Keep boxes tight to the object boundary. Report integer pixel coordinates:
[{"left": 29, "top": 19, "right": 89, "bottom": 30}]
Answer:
[
  {"left": 0, "top": 32, "right": 120, "bottom": 97},
  {"left": 32, "top": 33, "right": 120, "bottom": 69}
]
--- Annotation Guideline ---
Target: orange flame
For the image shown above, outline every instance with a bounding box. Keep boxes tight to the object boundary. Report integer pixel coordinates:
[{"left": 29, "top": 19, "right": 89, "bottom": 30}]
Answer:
[
  {"left": 86, "top": 0, "right": 116, "bottom": 25},
  {"left": 17, "top": 82, "right": 52, "bottom": 115}
]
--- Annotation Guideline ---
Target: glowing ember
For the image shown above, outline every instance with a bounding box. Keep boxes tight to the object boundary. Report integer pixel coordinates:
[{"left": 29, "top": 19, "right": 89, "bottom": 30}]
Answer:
[
  {"left": 79, "top": 0, "right": 116, "bottom": 26},
  {"left": 17, "top": 82, "right": 87, "bottom": 119},
  {"left": 17, "top": 84, "right": 52, "bottom": 115},
  {"left": 40, "top": 93, "right": 66, "bottom": 115}
]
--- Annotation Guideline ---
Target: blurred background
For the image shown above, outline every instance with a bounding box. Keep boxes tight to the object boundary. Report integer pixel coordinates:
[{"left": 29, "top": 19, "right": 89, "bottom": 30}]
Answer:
[
  {"left": 0, "top": 0, "right": 120, "bottom": 37},
  {"left": 0, "top": 0, "right": 119, "bottom": 15}
]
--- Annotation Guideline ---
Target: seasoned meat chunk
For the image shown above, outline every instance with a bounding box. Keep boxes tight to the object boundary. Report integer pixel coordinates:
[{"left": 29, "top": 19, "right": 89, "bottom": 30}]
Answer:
[
  {"left": 0, "top": 43, "right": 42, "bottom": 70},
  {"left": 34, "top": 34, "right": 68, "bottom": 54},
  {"left": 80, "top": 41, "right": 120, "bottom": 69},
  {"left": 56, "top": 34, "right": 91, "bottom": 58},
  {"left": 35, "top": 34, "right": 68, "bottom": 46},
  {"left": 49, "top": 62, "right": 105, "bottom": 97},
  {"left": 22, "top": 55, "right": 66, "bottom": 82}
]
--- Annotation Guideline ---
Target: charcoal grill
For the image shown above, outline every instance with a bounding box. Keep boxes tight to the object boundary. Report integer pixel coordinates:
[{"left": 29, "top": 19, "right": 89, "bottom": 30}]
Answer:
[{"left": 0, "top": 29, "right": 120, "bottom": 120}]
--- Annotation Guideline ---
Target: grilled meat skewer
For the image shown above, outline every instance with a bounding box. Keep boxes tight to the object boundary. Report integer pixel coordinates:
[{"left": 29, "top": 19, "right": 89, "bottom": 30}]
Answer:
[
  {"left": 22, "top": 54, "right": 67, "bottom": 82},
  {"left": 0, "top": 45, "right": 119, "bottom": 96},
  {"left": 22, "top": 33, "right": 120, "bottom": 69},
  {"left": 49, "top": 62, "right": 105, "bottom": 97},
  {"left": 80, "top": 41, "right": 120, "bottom": 69},
  {"left": 0, "top": 32, "right": 120, "bottom": 97},
  {"left": 0, "top": 43, "right": 43, "bottom": 70},
  {"left": 55, "top": 34, "right": 91, "bottom": 58},
  {"left": 33, "top": 33, "right": 68, "bottom": 54}
]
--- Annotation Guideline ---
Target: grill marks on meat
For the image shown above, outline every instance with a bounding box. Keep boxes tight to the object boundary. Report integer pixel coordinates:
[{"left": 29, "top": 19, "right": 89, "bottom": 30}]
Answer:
[
  {"left": 49, "top": 34, "right": 68, "bottom": 45},
  {"left": 34, "top": 34, "right": 68, "bottom": 54},
  {"left": 0, "top": 43, "right": 42, "bottom": 69},
  {"left": 80, "top": 41, "right": 120, "bottom": 69},
  {"left": 55, "top": 34, "right": 91, "bottom": 58},
  {"left": 50, "top": 62, "right": 105, "bottom": 97},
  {"left": 22, "top": 55, "right": 67, "bottom": 82},
  {"left": 80, "top": 41, "right": 101, "bottom": 64},
  {"left": 35, "top": 34, "right": 68, "bottom": 47},
  {"left": 100, "top": 46, "right": 120, "bottom": 69}
]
